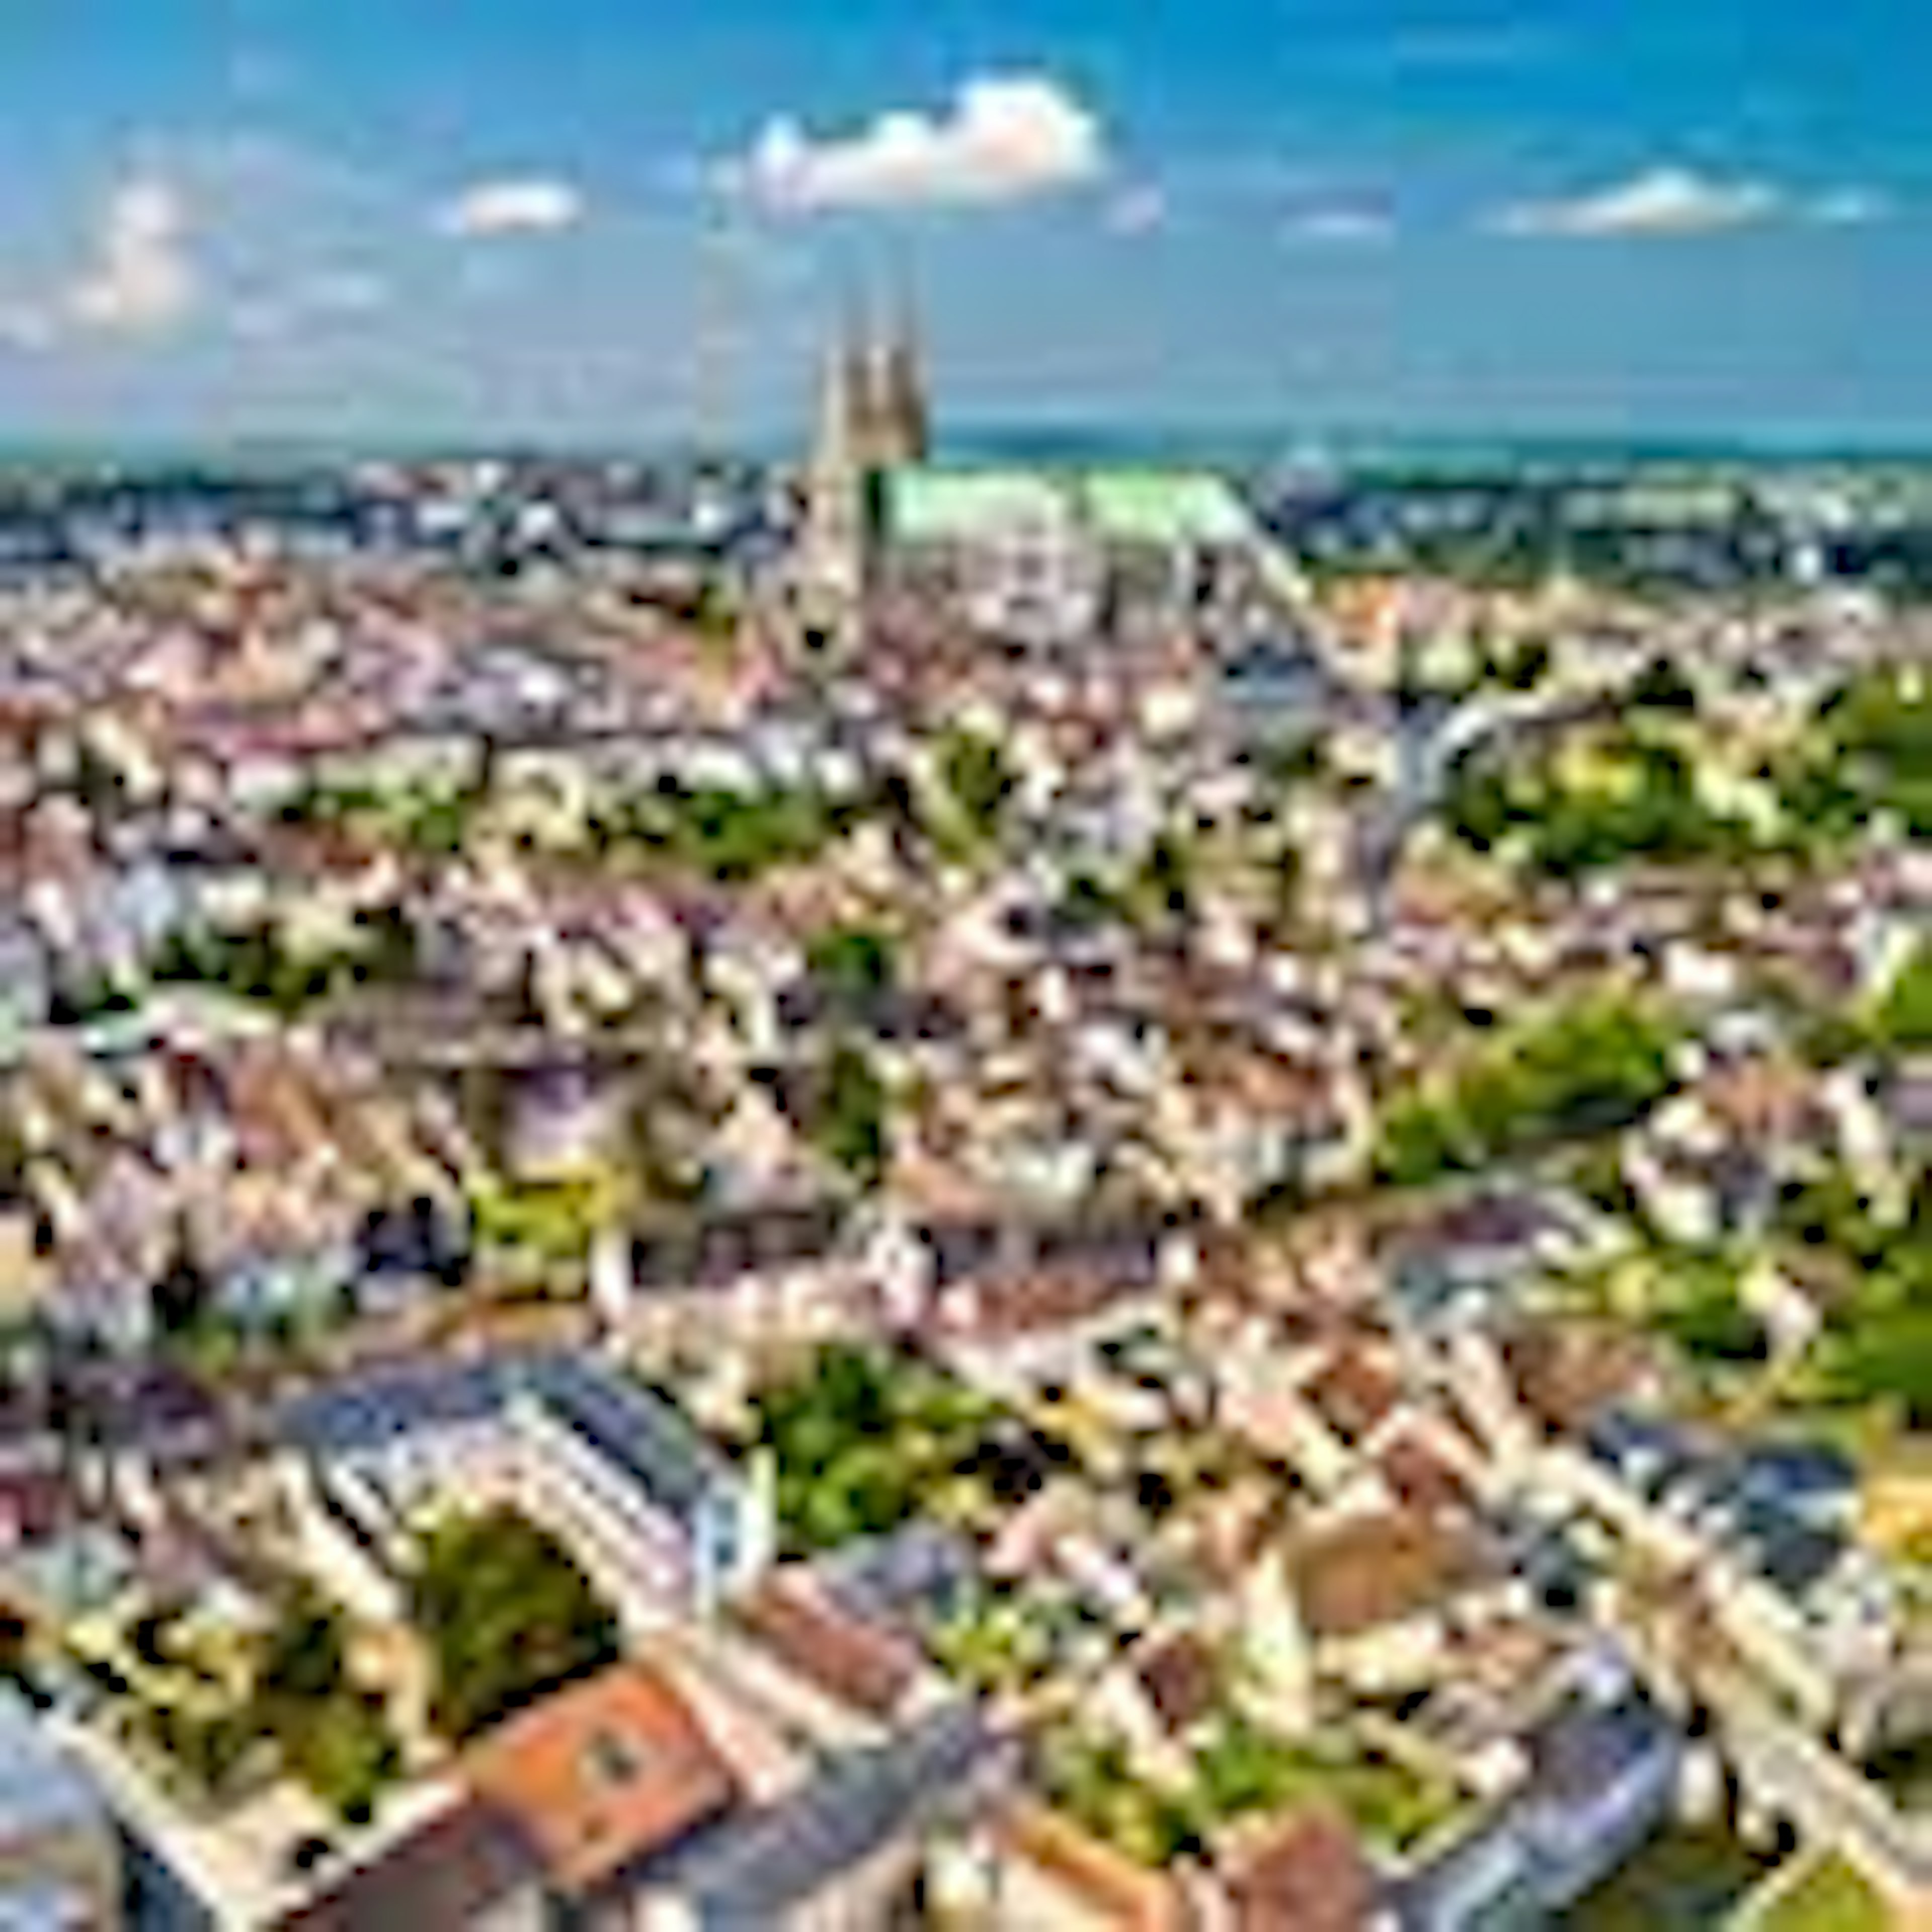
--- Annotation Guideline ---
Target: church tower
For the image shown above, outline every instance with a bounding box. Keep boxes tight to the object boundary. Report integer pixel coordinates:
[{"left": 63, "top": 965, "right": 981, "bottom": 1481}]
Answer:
[
  {"left": 793, "top": 286, "right": 930, "bottom": 652},
  {"left": 795, "top": 326, "right": 873, "bottom": 649},
  {"left": 866, "top": 289, "right": 931, "bottom": 468}
]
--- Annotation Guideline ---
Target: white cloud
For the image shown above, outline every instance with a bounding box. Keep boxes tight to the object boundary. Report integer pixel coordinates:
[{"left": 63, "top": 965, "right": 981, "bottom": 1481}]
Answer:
[
  {"left": 1104, "top": 183, "right": 1168, "bottom": 236},
  {"left": 1495, "top": 166, "right": 1783, "bottom": 238},
  {"left": 1811, "top": 188, "right": 1893, "bottom": 227},
  {"left": 67, "top": 175, "right": 200, "bottom": 334},
  {"left": 0, "top": 170, "right": 203, "bottom": 351},
  {"left": 726, "top": 73, "right": 1108, "bottom": 214},
  {"left": 436, "top": 177, "right": 585, "bottom": 238},
  {"left": 1286, "top": 206, "right": 1394, "bottom": 246}
]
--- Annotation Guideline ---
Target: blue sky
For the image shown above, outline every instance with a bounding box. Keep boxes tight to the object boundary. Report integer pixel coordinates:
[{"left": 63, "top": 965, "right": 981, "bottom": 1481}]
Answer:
[{"left": 0, "top": 0, "right": 1919, "bottom": 446}]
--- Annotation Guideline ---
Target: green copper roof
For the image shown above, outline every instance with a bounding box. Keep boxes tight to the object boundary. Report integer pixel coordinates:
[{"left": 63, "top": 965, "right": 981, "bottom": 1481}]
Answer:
[
  {"left": 1078, "top": 469, "right": 1257, "bottom": 546},
  {"left": 886, "top": 465, "right": 1259, "bottom": 549},
  {"left": 889, "top": 468, "right": 1070, "bottom": 543}
]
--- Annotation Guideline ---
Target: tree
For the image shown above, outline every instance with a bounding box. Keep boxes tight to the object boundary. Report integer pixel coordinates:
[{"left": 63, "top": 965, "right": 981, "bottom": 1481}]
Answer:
[
  {"left": 257, "top": 1591, "right": 349, "bottom": 1707},
  {"left": 1042, "top": 1731, "right": 1202, "bottom": 1868},
  {"left": 805, "top": 927, "right": 898, "bottom": 1007},
  {"left": 147, "top": 1702, "right": 259, "bottom": 1798},
  {"left": 1376, "top": 995, "right": 1680, "bottom": 1188},
  {"left": 811, "top": 1042, "right": 891, "bottom": 1189},
  {"left": 1137, "top": 832, "right": 1197, "bottom": 927},
  {"left": 251, "top": 1590, "right": 403, "bottom": 1822},
  {"left": 1877, "top": 944, "right": 1932, "bottom": 1054},
  {"left": 280, "top": 1695, "right": 400, "bottom": 1824},
  {"left": 937, "top": 729, "right": 1017, "bottom": 844},
  {"left": 1657, "top": 1284, "right": 1769, "bottom": 1367},
  {"left": 153, "top": 1242, "right": 215, "bottom": 1339},
  {"left": 755, "top": 1345, "right": 1003, "bottom": 1553},
  {"left": 1630, "top": 657, "right": 1699, "bottom": 712},
  {"left": 413, "top": 1509, "right": 620, "bottom": 1740}
]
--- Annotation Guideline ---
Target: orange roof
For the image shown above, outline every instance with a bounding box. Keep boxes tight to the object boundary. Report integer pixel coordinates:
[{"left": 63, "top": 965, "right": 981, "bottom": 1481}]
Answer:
[
  {"left": 1502, "top": 1319, "right": 1655, "bottom": 1430},
  {"left": 1701, "top": 1056, "right": 1817, "bottom": 1140},
  {"left": 1290, "top": 1509, "right": 1481, "bottom": 1641},
  {"left": 462, "top": 1662, "right": 738, "bottom": 1900},
  {"left": 945, "top": 1269, "right": 1141, "bottom": 1341},
  {"left": 1304, "top": 1344, "right": 1403, "bottom": 1446},
  {"left": 1380, "top": 1427, "right": 1473, "bottom": 1517}
]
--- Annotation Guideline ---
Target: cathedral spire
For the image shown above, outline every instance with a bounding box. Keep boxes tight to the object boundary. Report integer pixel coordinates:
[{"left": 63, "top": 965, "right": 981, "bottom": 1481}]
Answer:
[{"left": 880, "top": 268, "right": 931, "bottom": 466}]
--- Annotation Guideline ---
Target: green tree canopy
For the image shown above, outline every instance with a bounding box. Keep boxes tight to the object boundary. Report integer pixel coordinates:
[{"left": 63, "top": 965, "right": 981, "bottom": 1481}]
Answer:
[
  {"left": 810, "top": 1041, "right": 892, "bottom": 1189},
  {"left": 1379, "top": 994, "right": 1681, "bottom": 1188},
  {"left": 412, "top": 1509, "right": 620, "bottom": 1740},
  {"left": 937, "top": 729, "right": 1018, "bottom": 844}
]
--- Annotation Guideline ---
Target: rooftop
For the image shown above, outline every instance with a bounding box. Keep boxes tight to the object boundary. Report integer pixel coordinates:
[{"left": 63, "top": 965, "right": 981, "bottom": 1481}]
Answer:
[
  {"left": 283, "top": 1352, "right": 737, "bottom": 1525},
  {"left": 1222, "top": 1806, "right": 1381, "bottom": 1932},
  {"left": 641, "top": 1701, "right": 1009, "bottom": 1925},
  {"left": 887, "top": 466, "right": 1260, "bottom": 552},
  {"left": 461, "top": 1660, "right": 739, "bottom": 1901},
  {"left": 279, "top": 1802, "right": 538, "bottom": 1932}
]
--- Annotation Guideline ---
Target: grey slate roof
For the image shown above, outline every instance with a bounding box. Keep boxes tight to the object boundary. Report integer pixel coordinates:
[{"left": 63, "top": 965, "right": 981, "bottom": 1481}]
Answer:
[
  {"left": 517, "top": 1354, "right": 731, "bottom": 1526},
  {"left": 280, "top": 1801, "right": 539, "bottom": 1932},
  {"left": 282, "top": 1352, "right": 736, "bottom": 1527},
  {"left": 639, "top": 1703, "right": 1014, "bottom": 1931}
]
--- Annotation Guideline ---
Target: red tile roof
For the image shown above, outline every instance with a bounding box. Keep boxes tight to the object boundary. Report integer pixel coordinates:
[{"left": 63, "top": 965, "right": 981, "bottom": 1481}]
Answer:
[
  {"left": 461, "top": 1661, "right": 738, "bottom": 1900},
  {"left": 1136, "top": 1633, "right": 1221, "bottom": 1736},
  {"left": 1223, "top": 1807, "right": 1380, "bottom": 1932},
  {"left": 737, "top": 1571, "right": 924, "bottom": 1720},
  {"left": 1304, "top": 1345, "right": 1402, "bottom": 1446}
]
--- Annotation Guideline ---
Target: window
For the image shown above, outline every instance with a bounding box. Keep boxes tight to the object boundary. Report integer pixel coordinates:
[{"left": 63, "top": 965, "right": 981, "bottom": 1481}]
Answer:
[{"left": 584, "top": 1729, "right": 646, "bottom": 1789}]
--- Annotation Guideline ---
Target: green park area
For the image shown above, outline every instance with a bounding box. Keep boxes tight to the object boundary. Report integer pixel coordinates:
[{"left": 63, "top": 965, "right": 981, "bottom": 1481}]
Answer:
[
  {"left": 1752, "top": 1852, "right": 1890, "bottom": 1932},
  {"left": 411, "top": 1507, "right": 621, "bottom": 1741},
  {"left": 753, "top": 1343, "right": 1008, "bottom": 1552},
  {"left": 1446, "top": 663, "right": 1932, "bottom": 882},
  {"left": 292, "top": 765, "right": 865, "bottom": 883},
  {"left": 71, "top": 1588, "right": 404, "bottom": 1825},
  {"left": 1038, "top": 1714, "right": 1460, "bottom": 1871},
  {"left": 1377, "top": 991, "right": 1680, "bottom": 1189}
]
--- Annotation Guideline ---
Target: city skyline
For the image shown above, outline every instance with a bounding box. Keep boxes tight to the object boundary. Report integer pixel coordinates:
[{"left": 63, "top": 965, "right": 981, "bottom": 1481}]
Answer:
[{"left": 0, "top": 0, "right": 1921, "bottom": 447}]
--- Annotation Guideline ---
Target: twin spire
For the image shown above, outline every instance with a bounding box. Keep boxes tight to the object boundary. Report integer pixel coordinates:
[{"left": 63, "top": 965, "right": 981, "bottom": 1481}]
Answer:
[
  {"left": 797, "top": 284, "right": 930, "bottom": 639},
  {"left": 820, "top": 288, "right": 931, "bottom": 475}
]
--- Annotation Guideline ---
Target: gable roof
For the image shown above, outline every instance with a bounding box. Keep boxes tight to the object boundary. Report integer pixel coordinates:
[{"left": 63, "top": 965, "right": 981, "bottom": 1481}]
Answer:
[
  {"left": 1222, "top": 1807, "right": 1380, "bottom": 1932},
  {"left": 737, "top": 1571, "right": 924, "bottom": 1720},
  {"left": 641, "top": 1702, "right": 1011, "bottom": 1927},
  {"left": 461, "top": 1662, "right": 738, "bottom": 1900},
  {"left": 1290, "top": 1510, "right": 1484, "bottom": 1641},
  {"left": 279, "top": 1802, "right": 537, "bottom": 1932}
]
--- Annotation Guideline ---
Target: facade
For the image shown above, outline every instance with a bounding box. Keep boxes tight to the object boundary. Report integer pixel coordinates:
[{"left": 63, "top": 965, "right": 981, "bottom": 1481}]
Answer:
[
  {"left": 290, "top": 1355, "right": 776, "bottom": 1633},
  {"left": 796, "top": 299, "right": 932, "bottom": 650}
]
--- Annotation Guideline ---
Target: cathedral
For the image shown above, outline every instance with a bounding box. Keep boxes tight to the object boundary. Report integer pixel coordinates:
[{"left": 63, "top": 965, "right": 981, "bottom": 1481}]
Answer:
[
  {"left": 829, "top": 296, "right": 932, "bottom": 473},
  {"left": 795, "top": 297, "right": 931, "bottom": 644}
]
